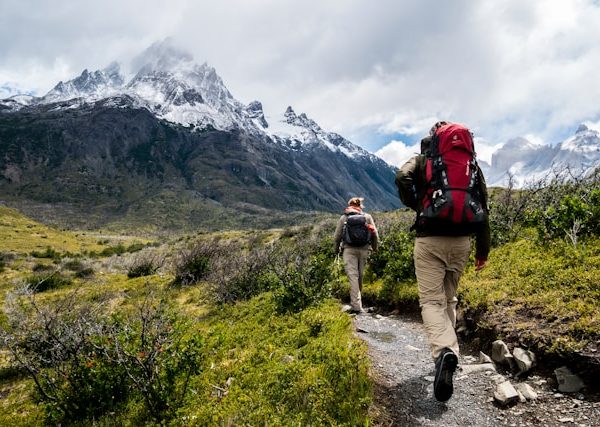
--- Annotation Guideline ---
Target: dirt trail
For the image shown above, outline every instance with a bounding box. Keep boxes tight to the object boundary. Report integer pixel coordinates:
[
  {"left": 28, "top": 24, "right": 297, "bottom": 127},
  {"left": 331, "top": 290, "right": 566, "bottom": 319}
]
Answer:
[{"left": 353, "top": 312, "right": 600, "bottom": 427}]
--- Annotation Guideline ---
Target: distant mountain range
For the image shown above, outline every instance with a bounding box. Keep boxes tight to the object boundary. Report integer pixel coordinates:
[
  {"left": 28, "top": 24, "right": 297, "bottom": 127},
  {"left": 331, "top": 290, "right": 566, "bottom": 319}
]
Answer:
[
  {"left": 481, "top": 124, "right": 600, "bottom": 187},
  {"left": 0, "top": 41, "right": 400, "bottom": 230}
]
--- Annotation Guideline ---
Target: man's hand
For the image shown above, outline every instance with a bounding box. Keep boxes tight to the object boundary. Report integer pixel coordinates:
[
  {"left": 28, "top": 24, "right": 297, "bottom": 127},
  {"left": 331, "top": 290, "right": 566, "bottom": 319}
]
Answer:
[{"left": 475, "top": 257, "right": 487, "bottom": 271}]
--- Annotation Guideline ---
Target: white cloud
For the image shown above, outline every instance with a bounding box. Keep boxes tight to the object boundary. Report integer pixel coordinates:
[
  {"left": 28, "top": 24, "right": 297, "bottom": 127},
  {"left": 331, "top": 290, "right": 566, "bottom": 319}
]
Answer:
[
  {"left": 1, "top": 0, "right": 599, "bottom": 149},
  {"left": 375, "top": 140, "right": 420, "bottom": 168},
  {"left": 376, "top": 136, "right": 503, "bottom": 168}
]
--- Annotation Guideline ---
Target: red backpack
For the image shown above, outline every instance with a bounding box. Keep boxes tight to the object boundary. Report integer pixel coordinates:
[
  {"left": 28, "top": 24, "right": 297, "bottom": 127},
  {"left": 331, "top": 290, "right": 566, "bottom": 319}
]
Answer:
[{"left": 419, "top": 123, "right": 487, "bottom": 226}]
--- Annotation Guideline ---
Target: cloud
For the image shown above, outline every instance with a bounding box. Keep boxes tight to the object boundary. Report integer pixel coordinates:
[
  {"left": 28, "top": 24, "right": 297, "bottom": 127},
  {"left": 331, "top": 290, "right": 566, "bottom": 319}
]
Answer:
[
  {"left": 1, "top": 0, "right": 599, "bottom": 149},
  {"left": 375, "top": 140, "right": 420, "bottom": 168}
]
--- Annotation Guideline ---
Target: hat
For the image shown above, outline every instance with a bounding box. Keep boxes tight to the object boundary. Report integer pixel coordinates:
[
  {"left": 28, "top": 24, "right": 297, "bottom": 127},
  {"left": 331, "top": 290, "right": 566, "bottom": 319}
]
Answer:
[
  {"left": 348, "top": 197, "right": 364, "bottom": 207},
  {"left": 429, "top": 120, "right": 449, "bottom": 135}
]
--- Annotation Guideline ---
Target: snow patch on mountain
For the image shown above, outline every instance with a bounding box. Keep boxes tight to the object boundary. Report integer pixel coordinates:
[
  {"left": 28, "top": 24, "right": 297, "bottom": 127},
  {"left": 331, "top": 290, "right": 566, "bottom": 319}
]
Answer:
[{"left": 485, "top": 125, "right": 600, "bottom": 187}]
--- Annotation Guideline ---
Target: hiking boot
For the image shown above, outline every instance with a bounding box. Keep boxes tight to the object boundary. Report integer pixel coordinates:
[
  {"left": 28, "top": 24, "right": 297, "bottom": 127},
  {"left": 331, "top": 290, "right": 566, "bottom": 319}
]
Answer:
[{"left": 434, "top": 348, "right": 458, "bottom": 402}]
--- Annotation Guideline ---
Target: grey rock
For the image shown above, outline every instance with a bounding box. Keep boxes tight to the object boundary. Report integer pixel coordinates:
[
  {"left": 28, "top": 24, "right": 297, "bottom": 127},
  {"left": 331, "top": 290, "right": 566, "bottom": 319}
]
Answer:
[
  {"left": 461, "top": 363, "right": 497, "bottom": 375},
  {"left": 479, "top": 351, "right": 493, "bottom": 364},
  {"left": 554, "top": 366, "right": 585, "bottom": 393},
  {"left": 492, "top": 340, "right": 515, "bottom": 367},
  {"left": 494, "top": 381, "right": 520, "bottom": 406},
  {"left": 515, "top": 383, "right": 538, "bottom": 401},
  {"left": 513, "top": 347, "right": 536, "bottom": 374}
]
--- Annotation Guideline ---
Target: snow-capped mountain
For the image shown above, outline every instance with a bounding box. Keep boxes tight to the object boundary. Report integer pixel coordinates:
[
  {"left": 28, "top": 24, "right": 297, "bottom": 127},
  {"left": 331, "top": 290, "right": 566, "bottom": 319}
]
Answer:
[
  {"left": 486, "top": 125, "right": 600, "bottom": 187},
  {"left": 42, "top": 62, "right": 124, "bottom": 103},
  {"left": 0, "top": 41, "right": 400, "bottom": 228},
  {"left": 0, "top": 40, "right": 378, "bottom": 165}
]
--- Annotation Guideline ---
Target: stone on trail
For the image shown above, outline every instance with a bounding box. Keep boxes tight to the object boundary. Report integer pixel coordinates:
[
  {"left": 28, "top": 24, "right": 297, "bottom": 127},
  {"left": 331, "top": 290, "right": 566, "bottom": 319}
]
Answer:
[
  {"left": 515, "top": 383, "right": 538, "bottom": 401},
  {"left": 513, "top": 347, "right": 536, "bottom": 374},
  {"left": 479, "top": 351, "right": 493, "bottom": 364},
  {"left": 461, "top": 363, "right": 497, "bottom": 375},
  {"left": 494, "top": 380, "right": 520, "bottom": 406},
  {"left": 492, "top": 340, "right": 515, "bottom": 368},
  {"left": 554, "top": 366, "right": 585, "bottom": 393}
]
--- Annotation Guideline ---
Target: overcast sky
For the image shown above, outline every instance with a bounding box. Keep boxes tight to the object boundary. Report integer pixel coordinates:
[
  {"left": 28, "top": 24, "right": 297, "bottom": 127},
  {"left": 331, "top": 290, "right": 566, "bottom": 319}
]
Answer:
[{"left": 1, "top": 0, "right": 600, "bottom": 166}]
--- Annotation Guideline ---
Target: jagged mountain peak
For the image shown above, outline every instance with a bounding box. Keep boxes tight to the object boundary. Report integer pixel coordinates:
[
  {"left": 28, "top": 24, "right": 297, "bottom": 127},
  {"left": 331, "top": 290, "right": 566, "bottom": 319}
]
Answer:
[
  {"left": 43, "top": 62, "right": 125, "bottom": 102},
  {"left": 561, "top": 125, "right": 600, "bottom": 153}
]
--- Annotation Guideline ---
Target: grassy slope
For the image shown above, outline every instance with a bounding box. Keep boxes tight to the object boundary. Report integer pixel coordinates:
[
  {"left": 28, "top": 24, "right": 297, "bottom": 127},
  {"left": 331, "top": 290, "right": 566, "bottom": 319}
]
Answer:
[
  {"left": 460, "top": 236, "right": 600, "bottom": 355},
  {"left": 0, "top": 205, "right": 106, "bottom": 255},
  {"left": 0, "top": 208, "right": 371, "bottom": 426}
]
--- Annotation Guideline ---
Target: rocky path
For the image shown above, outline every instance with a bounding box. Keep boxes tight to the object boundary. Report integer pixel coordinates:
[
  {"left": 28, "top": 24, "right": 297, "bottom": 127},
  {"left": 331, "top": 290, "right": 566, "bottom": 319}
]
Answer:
[{"left": 353, "top": 312, "right": 600, "bottom": 427}]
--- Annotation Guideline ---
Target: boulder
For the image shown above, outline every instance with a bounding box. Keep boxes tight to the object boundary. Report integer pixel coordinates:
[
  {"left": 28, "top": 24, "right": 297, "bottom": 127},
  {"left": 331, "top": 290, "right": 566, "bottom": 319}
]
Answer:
[
  {"left": 513, "top": 347, "right": 536, "bottom": 374},
  {"left": 554, "top": 366, "right": 585, "bottom": 393},
  {"left": 492, "top": 340, "right": 515, "bottom": 368}
]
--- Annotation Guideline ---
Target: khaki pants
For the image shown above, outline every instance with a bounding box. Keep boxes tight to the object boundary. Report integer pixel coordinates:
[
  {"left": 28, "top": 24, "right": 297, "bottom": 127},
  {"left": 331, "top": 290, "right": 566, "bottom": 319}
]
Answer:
[
  {"left": 414, "top": 236, "right": 471, "bottom": 359},
  {"left": 343, "top": 246, "right": 369, "bottom": 311}
]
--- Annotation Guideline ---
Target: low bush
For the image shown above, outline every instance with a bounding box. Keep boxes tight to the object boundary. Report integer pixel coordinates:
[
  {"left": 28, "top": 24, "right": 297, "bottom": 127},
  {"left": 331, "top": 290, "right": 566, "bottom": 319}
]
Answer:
[
  {"left": 74, "top": 267, "right": 95, "bottom": 279},
  {"left": 24, "top": 271, "right": 72, "bottom": 292},
  {"left": 172, "top": 240, "right": 221, "bottom": 286},
  {"left": 30, "top": 246, "right": 61, "bottom": 260},
  {"left": 0, "top": 287, "right": 203, "bottom": 425},
  {"left": 127, "top": 253, "right": 164, "bottom": 278},
  {"left": 272, "top": 251, "right": 332, "bottom": 314}
]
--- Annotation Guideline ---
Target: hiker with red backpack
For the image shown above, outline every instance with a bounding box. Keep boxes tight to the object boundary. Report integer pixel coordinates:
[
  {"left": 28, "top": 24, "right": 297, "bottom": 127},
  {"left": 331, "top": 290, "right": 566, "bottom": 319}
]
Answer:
[
  {"left": 333, "top": 197, "right": 379, "bottom": 314},
  {"left": 395, "top": 121, "right": 491, "bottom": 402}
]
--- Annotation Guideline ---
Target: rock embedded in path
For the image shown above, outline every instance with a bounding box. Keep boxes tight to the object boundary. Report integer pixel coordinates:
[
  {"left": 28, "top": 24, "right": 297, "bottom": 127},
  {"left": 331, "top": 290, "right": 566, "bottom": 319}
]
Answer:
[
  {"left": 494, "top": 381, "right": 520, "bottom": 406},
  {"left": 554, "top": 366, "right": 585, "bottom": 393},
  {"left": 515, "top": 383, "right": 538, "bottom": 401},
  {"left": 513, "top": 347, "right": 536, "bottom": 374},
  {"left": 461, "top": 363, "right": 497, "bottom": 375}
]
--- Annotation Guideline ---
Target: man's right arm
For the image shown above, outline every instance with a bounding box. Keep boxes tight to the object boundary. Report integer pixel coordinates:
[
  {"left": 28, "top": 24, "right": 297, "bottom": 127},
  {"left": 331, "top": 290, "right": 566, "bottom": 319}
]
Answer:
[{"left": 395, "top": 155, "right": 421, "bottom": 211}]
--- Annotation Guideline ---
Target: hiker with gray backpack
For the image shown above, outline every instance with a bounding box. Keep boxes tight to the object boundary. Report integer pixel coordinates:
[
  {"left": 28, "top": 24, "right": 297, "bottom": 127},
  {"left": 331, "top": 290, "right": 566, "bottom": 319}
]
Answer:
[
  {"left": 395, "top": 121, "right": 491, "bottom": 402},
  {"left": 333, "top": 197, "right": 379, "bottom": 314}
]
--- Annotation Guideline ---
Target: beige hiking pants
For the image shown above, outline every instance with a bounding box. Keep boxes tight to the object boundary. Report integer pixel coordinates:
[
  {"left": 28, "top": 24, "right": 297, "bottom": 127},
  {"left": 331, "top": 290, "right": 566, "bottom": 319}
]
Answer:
[
  {"left": 414, "top": 236, "right": 471, "bottom": 359},
  {"left": 343, "top": 245, "right": 369, "bottom": 311}
]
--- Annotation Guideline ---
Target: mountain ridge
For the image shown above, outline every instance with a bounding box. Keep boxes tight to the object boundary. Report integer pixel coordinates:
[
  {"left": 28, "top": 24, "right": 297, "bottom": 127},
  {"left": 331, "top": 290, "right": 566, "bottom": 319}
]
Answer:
[{"left": 0, "top": 41, "right": 400, "bottom": 230}]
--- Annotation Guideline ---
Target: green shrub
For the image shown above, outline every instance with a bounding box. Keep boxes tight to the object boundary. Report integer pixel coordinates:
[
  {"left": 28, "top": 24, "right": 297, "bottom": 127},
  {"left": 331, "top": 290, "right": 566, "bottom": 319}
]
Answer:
[
  {"left": 100, "top": 244, "right": 127, "bottom": 257},
  {"left": 173, "top": 254, "right": 209, "bottom": 286},
  {"left": 24, "top": 271, "right": 72, "bottom": 292},
  {"left": 62, "top": 259, "right": 84, "bottom": 272},
  {"left": 74, "top": 267, "right": 95, "bottom": 279},
  {"left": 273, "top": 253, "right": 332, "bottom": 313},
  {"left": 126, "top": 242, "right": 147, "bottom": 253},
  {"left": 1, "top": 288, "right": 203, "bottom": 425},
  {"left": 127, "top": 254, "right": 163, "bottom": 278},
  {"left": 367, "top": 227, "right": 415, "bottom": 283},
  {"left": 32, "top": 263, "right": 54, "bottom": 272},
  {"left": 30, "top": 246, "right": 61, "bottom": 260}
]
